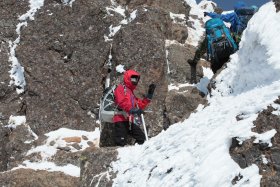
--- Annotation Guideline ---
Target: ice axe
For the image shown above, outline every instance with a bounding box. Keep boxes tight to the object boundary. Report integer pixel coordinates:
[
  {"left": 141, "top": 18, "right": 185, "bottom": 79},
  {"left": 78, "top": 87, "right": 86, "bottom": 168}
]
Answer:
[{"left": 141, "top": 113, "right": 149, "bottom": 141}]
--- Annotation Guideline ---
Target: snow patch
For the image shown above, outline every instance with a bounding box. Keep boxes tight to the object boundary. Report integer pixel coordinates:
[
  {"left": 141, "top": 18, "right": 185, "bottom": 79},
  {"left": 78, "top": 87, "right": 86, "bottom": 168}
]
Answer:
[
  {"left": 27, "top": 128, "right": 100, "bottom": 160},
  {"left": 6, "top": 115, "right": 26, "bottom": 128},
  {"left": 12, "top": 160, "right": 80, "bottom": 177},
  {"left": 116, "top": 65, "right": 126, "bottom": 73}
]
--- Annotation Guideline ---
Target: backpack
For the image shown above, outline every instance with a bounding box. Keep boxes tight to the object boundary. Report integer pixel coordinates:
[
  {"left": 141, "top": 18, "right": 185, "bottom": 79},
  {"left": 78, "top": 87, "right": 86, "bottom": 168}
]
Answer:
[
  {"left": 205, "top": 18, "right": 238, "bottom": 63},
  {"left": 99, "top": 84, "right": 126, "bottom": 123},
  {"left": 235, "top": 7, "right": 256, "bottom": 34}
]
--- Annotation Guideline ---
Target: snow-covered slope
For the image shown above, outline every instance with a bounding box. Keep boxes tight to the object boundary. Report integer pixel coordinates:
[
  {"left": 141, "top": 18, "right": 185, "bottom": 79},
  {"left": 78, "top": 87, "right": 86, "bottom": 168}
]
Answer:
[{"left": 112, "top": 2, "right": 280, "bottom": 187}]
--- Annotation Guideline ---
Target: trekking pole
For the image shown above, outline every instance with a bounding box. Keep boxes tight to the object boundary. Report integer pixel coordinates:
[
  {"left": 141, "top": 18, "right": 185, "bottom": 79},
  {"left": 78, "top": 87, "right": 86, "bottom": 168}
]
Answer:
[{"left": 141, "top": 113, "right": 149, "bottom": 141}]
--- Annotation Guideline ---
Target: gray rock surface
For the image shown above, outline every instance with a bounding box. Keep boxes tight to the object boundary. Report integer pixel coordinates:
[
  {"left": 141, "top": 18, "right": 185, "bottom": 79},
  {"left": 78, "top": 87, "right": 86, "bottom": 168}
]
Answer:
[
  {"left": 0, "top": 169, "right": 79, "bottom": 187},
  {"left": 230, "top": 98, "right": 280, "bottom": 186},
  {"left": 80, "top": 147, "right": 118, "bottom": 186}
]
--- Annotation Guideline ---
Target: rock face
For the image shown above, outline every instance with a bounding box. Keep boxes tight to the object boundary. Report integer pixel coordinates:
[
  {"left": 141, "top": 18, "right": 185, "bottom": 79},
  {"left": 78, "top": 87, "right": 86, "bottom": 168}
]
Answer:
[
  {"left": 165, "top": 87, "right": 206, "bottom": 125},
  {"left": 230, "top": 98, "right": 280, "bottom": 186},
  {"left": 0, "top": 126, "right": 9, "bottom": 171},
  {"left": 80, "top": 147, "right": 118, "bottom": 186},
  {"left": 17, "top": 0, "right": 114, "bottom": 135},
  {"left": 0, "top": 169, "right": 79, "bottom": 187}
]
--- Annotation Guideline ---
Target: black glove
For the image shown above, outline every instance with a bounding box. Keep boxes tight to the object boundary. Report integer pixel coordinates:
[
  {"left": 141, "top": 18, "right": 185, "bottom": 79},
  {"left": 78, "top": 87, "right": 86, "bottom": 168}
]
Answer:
[
  {"left": 187, "top": 59, "right": 197, "bottom": 66},
  {"left": 146, "top": 83, "right": 156, "bottom": 100},
  {"left": 129, "top": 108, "right": 143, "bottom": 115},
  {"left": 203, "top": 12, "right": 208, "bottom": 17}
]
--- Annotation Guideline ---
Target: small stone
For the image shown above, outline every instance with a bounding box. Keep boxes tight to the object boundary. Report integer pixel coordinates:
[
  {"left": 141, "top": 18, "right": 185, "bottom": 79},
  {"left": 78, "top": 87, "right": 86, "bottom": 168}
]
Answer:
[
  {"left": 49, "top": 141, "right": 55, "bottom": 146},
  {"left": 57, "top": 146, "right": 71, "bottom": 151},
  {"left": 72, "top": 143, "right": 82, "bottom": 150},
  {"left": 87, "top": 141, "right": 94, "bottom": 146}
]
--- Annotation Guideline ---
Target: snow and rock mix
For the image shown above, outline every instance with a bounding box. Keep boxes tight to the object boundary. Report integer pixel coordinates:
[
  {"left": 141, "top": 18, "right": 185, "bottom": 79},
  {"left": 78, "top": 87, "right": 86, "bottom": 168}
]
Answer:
[{"left": 112, "top": 2, "right": 280, "bottom": 187}]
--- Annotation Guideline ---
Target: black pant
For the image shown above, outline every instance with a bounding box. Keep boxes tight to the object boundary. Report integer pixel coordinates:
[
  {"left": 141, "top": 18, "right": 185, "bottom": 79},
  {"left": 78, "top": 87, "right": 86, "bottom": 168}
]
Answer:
[{"left": 114, "top": 121, "right": 146, "bottom": 146}]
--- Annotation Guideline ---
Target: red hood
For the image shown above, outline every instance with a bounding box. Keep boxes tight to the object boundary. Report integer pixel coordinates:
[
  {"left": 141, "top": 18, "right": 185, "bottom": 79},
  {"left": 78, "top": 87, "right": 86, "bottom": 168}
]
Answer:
[{"left": 123, "top": 70, "right": 140, "bottom": 90}]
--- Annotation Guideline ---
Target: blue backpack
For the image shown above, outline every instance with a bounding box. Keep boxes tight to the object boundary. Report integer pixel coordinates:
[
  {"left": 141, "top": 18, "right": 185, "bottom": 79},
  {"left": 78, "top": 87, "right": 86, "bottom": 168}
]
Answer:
[
  {"left": 235, "top": 6, "right": 257, "bottom": 34},
  {"left": 205, "top": 18, "right": 238, "bottom": 62}
]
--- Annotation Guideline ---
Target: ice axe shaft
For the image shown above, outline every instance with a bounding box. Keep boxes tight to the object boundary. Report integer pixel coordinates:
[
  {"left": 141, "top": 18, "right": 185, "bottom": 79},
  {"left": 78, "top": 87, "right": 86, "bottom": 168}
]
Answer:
[{"left": 141, "top": 114, "right": 149, "bottom": 141}]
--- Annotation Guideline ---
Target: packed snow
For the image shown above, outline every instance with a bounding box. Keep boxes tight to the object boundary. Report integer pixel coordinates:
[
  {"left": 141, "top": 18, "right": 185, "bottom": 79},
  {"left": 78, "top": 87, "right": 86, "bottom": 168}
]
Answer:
[{"left": 112, "top": 2, "right": 279, "bottom": 187}]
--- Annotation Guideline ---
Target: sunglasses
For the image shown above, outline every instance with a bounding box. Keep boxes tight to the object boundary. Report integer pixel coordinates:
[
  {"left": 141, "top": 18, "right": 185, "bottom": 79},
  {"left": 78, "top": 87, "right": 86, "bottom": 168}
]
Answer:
[{"left": 131, "top": 75, "right": 140, "bottom": 85}]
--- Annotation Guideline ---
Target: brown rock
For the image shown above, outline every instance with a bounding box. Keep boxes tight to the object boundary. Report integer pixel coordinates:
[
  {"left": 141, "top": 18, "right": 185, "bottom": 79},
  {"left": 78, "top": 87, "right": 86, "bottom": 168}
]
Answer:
[
  {"left": 63, "top": 137, "right": 81, "bottom": 143},
  {"left": 0, "top": 169, "right": 79, "bottom": 187}
]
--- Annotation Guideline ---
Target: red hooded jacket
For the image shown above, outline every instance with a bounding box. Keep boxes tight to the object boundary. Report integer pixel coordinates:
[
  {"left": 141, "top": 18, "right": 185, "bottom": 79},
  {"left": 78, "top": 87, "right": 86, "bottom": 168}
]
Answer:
[{"left": 113, "top": 70, "right": 150, "bottom": 123}]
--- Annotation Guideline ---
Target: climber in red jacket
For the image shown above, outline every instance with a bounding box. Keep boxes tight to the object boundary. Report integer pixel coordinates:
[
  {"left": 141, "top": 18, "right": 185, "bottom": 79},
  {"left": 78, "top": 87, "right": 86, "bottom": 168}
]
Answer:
[{"left": 113, "top": 69, "right": 156, "bottom": 146}]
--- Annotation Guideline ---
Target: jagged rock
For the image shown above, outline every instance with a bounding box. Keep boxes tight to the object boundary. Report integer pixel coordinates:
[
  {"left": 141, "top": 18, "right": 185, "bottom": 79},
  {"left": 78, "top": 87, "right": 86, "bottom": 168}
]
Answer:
[
  {"left": 165, "top": 87, "right": 207, "bottom": 125},
  {"left": 80, "top": 147, "right": 118, "bottom": 186},
  {"left": 230, "top": 98, "right": 280, "bottom": 187},
  {"left": 274, "top": 0, "right": 280, "bottom": 12},
  {"left": 0, "top": 169, "right": 79, "bottom": 187}
]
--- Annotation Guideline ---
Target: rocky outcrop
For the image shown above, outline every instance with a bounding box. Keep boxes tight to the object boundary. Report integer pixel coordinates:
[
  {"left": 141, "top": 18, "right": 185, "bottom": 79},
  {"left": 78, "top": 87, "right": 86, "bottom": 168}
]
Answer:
[
  {"left": 165, "top": 87, "right": 206, "bottom": 125},
  {"left": 274, "top": 0, "right": 280, "bottom": 12},
  {"left": 0, "top": 169, "right": 79, "bottom": 187},
  {"left": 230, "top": 98, "right": 280, "bottom": 186},
  {"left": 80, "top": 147, "right": 118, "bottom": 186},
  {"left": 16, "top": 0, "right": 114, "bottom": 135}
]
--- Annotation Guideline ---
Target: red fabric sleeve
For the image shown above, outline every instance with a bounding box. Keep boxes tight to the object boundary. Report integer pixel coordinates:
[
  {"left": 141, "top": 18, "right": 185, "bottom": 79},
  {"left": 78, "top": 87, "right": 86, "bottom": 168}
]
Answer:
[
  {"left": 114, "top": 84, "right": 151, "bottom": 113},
  {"left": 114, "top": 85, "right": 132, "bottom": 113},
  {"left": 135, "top": 97, "right": 150, "bottom": 110}
]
